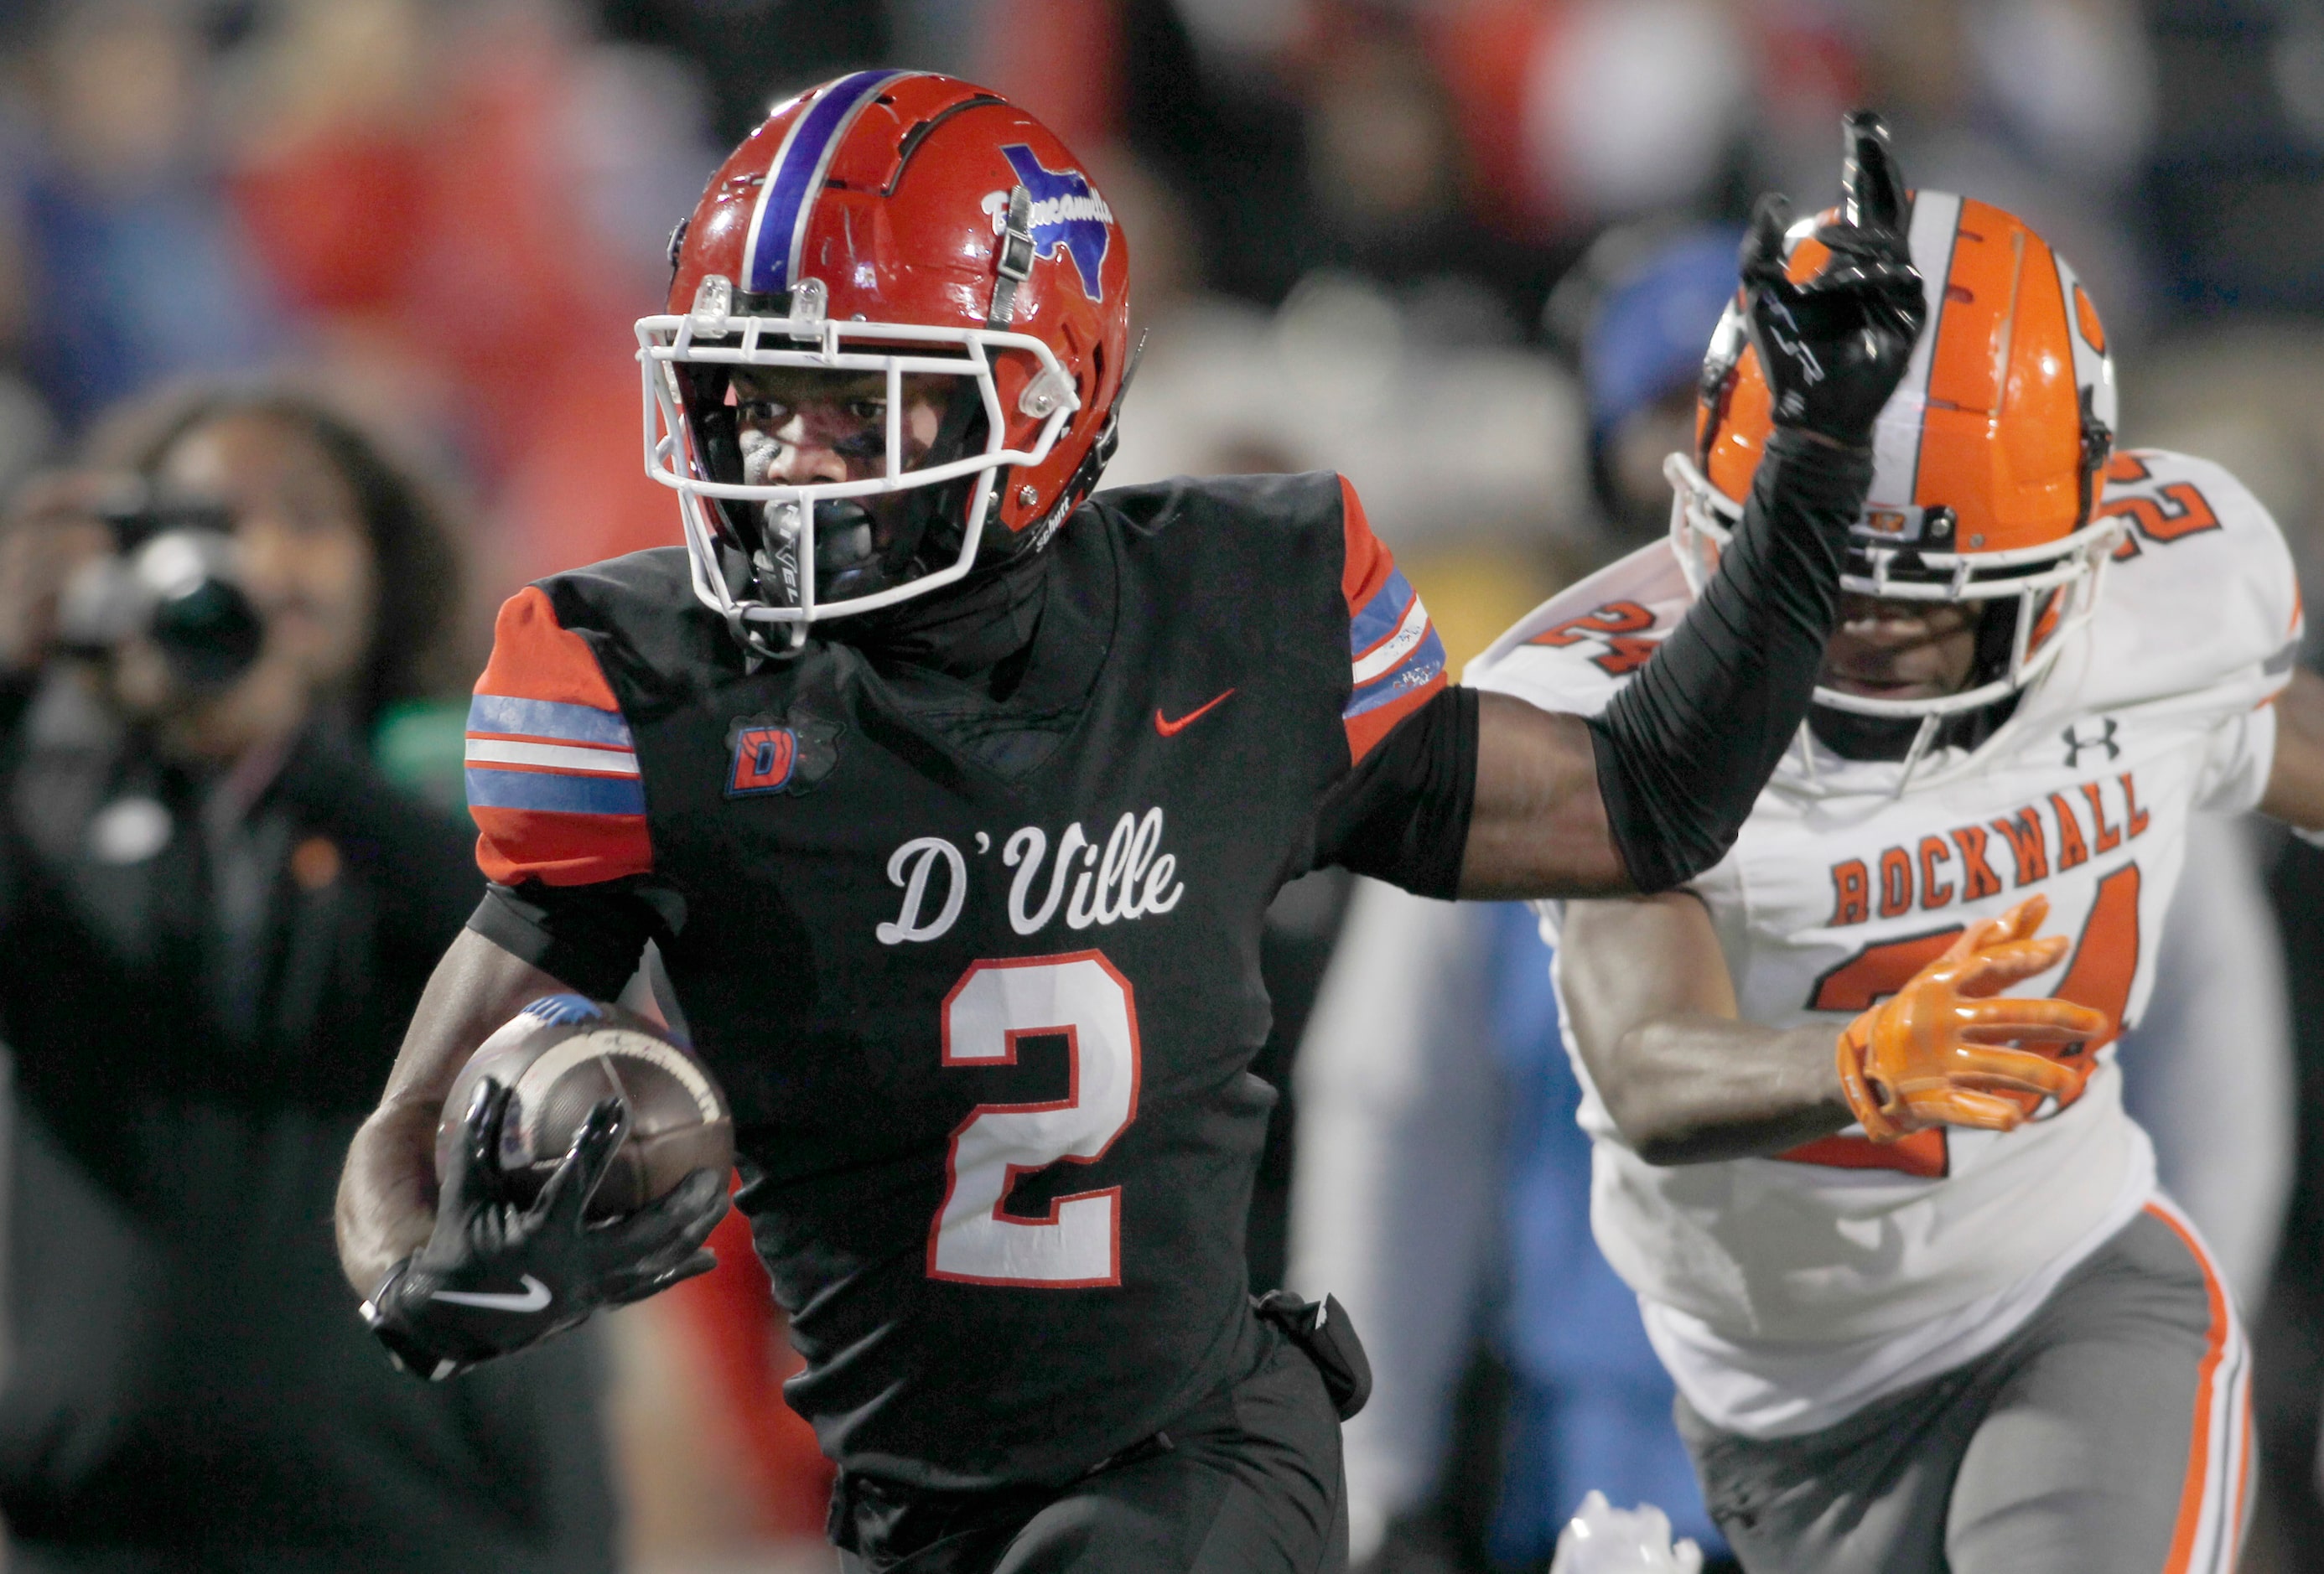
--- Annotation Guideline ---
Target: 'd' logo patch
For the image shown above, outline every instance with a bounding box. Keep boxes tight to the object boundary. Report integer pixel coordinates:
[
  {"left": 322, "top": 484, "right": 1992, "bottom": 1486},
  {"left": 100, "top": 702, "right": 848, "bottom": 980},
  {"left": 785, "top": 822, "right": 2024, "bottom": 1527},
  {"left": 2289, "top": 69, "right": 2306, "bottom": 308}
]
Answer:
[
  {"left": 991, "top": 145, "right": 1113, "bottom": 302},
  {"left": 725, "top": 712, "right": 841, "bottom": 798}
]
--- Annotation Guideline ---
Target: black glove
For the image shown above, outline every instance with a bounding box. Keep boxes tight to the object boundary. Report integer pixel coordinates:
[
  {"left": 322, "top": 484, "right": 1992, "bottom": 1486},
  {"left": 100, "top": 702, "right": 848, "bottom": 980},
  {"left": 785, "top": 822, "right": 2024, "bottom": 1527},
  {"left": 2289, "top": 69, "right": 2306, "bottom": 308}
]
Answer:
[
  {"left": 361, "top": 1078, "right": 729, "bottom": 1380},
  {"left": 1740, "top": 111, "right": 1927, "bottom": 448}
]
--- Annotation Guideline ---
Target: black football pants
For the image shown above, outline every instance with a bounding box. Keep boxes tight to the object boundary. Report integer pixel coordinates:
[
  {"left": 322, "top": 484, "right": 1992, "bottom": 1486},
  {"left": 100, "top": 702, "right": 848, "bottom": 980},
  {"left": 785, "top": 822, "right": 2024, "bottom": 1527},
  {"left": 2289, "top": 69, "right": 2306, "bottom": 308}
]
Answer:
[{"left": 831, "top": 1328, "right": 1348, "bottom": 1574}]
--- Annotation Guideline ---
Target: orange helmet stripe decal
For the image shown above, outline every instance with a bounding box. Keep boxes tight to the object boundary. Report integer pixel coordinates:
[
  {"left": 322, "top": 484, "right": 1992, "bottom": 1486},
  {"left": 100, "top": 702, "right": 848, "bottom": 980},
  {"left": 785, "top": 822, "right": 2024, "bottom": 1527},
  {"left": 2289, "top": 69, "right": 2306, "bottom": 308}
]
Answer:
[{"left": 1923, "top": 199, "right": 2023, "bottom": 417}]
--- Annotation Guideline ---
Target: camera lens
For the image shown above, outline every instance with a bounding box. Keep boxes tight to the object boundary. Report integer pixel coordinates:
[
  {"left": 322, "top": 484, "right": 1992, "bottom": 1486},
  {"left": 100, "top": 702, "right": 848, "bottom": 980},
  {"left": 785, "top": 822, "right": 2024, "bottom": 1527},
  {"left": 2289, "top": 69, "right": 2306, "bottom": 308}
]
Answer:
[
  {"left": 133, "top": 530, "right": 264, "bottom": 690},
  {"left": 151, "top": 575, "right": 264, "bottom": 687}
]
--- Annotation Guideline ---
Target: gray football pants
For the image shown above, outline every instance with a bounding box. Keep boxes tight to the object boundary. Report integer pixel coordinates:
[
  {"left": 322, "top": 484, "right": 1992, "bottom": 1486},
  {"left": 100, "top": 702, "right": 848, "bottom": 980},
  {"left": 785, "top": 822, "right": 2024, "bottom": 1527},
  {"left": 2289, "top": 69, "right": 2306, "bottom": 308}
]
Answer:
[{"left": 1675, "top": 1204, "right": 2250, "bottom": 1574}]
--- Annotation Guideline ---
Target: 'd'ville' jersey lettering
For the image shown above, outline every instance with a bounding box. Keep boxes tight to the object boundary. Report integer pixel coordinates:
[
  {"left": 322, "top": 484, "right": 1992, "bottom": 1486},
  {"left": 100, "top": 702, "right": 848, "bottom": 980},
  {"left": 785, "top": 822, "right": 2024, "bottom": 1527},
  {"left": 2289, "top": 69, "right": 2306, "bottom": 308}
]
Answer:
[
  {"left": 458, "top": 472, "right": 1447, "bottom": 1489},
  {"left": 1467, "top": 448, "right": 2299, "bottom": 1437}
]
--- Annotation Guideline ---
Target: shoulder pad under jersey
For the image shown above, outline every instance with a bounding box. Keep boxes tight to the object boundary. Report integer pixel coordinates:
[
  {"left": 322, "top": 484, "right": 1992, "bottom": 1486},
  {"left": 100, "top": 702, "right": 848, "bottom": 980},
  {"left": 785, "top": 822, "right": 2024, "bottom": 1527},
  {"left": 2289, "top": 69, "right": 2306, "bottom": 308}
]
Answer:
[
  {"left": 2067, "top": 448, "right": 2301, "bottom": 718},
  {"left": 528, "top": 547, "right": 725, "bottom": 689},
  {"left": 1464, "top": 539, "right": 1691, "bottom": 718},
  {"left": 1090, "top": 469, "right": 1351, "bottom": 543}
]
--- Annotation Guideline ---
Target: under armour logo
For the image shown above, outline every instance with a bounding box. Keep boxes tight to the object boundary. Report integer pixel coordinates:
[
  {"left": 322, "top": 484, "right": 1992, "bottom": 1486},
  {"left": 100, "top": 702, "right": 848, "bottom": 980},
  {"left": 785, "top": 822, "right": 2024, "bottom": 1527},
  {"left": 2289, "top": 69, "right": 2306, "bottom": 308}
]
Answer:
[
  {"left": 991, "top": 145, "right": 1113, "bottom": 301},
  {"left": 2062, "top": 718, "right": 2120, "bottom": 767}
]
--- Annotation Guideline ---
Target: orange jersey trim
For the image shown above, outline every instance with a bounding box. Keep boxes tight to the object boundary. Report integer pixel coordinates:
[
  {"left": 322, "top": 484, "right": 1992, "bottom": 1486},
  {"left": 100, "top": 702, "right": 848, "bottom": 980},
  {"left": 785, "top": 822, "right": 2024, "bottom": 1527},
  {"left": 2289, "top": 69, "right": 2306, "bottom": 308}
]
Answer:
[
  {"left": 467, "top": 586, "right": 653, "bottom": 887},
  {"left": 1339, "top": 475, "right": 1448, "bottom": 764}
]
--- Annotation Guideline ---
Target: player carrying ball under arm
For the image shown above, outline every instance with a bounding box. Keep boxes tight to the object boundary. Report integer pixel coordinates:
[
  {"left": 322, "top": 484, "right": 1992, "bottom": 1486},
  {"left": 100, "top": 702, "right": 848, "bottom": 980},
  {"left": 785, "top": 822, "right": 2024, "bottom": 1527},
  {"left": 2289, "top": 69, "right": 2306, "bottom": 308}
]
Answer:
[
  {"left": 335, "top": 84, "right": 1921, "bottom": 1574},
  {"left": 1469, "top": 148, "right": 2324, "bottom": 1574}
]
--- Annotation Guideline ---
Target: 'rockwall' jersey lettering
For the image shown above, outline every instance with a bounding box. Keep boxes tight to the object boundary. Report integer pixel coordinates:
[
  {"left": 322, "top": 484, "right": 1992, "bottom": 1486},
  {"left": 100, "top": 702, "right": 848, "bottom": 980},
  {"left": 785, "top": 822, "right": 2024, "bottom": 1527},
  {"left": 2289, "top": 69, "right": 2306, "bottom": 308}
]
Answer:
[
  {"left": 1468, "top": 448, "right": 2298, "bottom": 1437},
  {"left": 461, "top": 473, "right": 1450, "bottom": 1488}
]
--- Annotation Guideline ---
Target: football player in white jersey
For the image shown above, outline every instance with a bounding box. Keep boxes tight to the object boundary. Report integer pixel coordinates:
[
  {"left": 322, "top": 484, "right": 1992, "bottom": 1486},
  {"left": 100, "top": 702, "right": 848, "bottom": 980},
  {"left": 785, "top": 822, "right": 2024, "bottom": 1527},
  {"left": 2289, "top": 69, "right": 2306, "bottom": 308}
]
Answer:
[{"left": 1465, "top": 162, "right": 2324, "bottom": 1572}]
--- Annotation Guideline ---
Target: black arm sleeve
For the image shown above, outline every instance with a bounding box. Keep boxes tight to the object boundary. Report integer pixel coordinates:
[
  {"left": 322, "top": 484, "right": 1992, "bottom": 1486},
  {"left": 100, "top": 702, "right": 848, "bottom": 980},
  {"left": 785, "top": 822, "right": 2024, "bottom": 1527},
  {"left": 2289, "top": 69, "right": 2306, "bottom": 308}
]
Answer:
[
  {"left": 1313, "top": 685, "right": 1479, "bottom": 899},
  {"left": 1588, "top": 428, "right": 1872, "bottom": 892},
  {"left": 465, "top": 879, "right": 677, "bottom": 1002}
]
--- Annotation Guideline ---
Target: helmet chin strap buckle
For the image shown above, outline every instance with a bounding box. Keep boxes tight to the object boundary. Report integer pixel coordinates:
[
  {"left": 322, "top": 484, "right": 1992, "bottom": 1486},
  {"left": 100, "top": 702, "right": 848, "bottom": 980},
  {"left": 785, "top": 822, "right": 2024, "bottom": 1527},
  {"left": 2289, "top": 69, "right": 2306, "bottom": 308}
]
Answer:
[
  {"left": 2076, "top": 386, "right": 2114, "bottom": 524},
  {"left": 986, "top": 186, "right": 1035, "bottom": 331}
]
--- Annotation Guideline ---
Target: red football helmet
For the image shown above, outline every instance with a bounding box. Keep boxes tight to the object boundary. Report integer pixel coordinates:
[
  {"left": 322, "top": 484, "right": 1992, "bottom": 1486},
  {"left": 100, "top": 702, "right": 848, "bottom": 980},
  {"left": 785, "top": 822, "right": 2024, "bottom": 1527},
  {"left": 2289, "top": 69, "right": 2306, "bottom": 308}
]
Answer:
[{"left": 639, "top": 71, "right": 1132, "bottom": 655}]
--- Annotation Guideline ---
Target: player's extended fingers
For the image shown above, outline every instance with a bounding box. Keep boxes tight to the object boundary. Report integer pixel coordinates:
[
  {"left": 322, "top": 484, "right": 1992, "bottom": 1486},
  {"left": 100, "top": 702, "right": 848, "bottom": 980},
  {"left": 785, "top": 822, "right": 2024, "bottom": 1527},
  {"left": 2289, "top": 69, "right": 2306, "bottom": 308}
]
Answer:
[
  {"left": 1936, "top": 914, "right": 2001, "bottom": 966},
  {"left": 1795, "top": 225, "right": 1920, "bottom": 288},
  {"left": 604, "top": 1182, "right": 726, "bottom": 1262},
  {"left": 1906, "top": 1084, "right": 2031, "bottom": 1133},
  {"left": 1937, "top": 895, "right": 2053, "bottom": 979},
  {"left": 1989, "top": 893, "right": 2051, "bottom": 947},
  {"left": 1740, "top": 194, "right": 1793, "bottom": 287},
  {"left": 599, "top": 1166, "right": 730, "bottom": 1260},
  {"left": 537, "top": 1097, "right": 630, "bottom": 1225},
  {"left": 1953, "top": 994, "right": 2109, "bottom": 1041},
  {"left": 1946, "top": 1045, "right": 2083, "bottom": 1100},
  {"left": 1841, "top": 110, "right": 1906, "bottom": 234},
  {"left": 602, "top": 1248, "right": 719, "bottom": 1308},
  {"left": 1950, "top": 935, "right": 2072, "bottom": 997},
  {"left": 1807, "top": 112, "right": 1920, "bottom": 307},
  {"left": 443, "top": 1079, "right": 511, "bottom": 1213},
  {"left": 1973, "top": 895, "right": 2047, "bottom": 952}
]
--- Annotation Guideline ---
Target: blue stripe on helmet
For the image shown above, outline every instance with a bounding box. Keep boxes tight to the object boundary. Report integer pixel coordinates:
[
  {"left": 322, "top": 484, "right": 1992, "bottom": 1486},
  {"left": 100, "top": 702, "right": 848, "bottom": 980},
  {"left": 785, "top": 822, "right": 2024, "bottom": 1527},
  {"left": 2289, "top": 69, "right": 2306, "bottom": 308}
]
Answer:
[{"left": 745, "top": 69, "right": 905, "bottom": 296}]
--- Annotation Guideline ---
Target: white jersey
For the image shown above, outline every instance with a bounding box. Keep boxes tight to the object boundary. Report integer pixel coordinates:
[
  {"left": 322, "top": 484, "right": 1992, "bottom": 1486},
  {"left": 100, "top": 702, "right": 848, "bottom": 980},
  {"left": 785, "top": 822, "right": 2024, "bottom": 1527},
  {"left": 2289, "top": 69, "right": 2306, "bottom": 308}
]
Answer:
[{"left": 1467, "top": 448, "right": 2301, "bottom": 1437}]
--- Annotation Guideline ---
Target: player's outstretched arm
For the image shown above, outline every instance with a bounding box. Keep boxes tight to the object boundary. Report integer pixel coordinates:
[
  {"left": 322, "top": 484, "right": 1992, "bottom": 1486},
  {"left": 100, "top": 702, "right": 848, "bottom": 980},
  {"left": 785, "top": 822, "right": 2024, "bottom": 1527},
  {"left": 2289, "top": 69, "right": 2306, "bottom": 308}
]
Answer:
[
  {"left": 1458, "top": 112, "right": 1926, "bottom": 900},
  {"left": 335, "top": 928, "right": 571, "bottom": 1296},
  {"left": 1560, "top": 892, "right": 1855, "bottom": 1165},
  {"left": 1564, "top": 893, "right": 2103, "bottom": 1165},
  {"left": 1457, "top": 429, "right": 1880, "bottom": 900},
  {"left": 1458, "top": 697, "right": 1629, "bottom": 895},
  {"left": 2259, "top": 667, "right": 2324, "bottom": 831}
]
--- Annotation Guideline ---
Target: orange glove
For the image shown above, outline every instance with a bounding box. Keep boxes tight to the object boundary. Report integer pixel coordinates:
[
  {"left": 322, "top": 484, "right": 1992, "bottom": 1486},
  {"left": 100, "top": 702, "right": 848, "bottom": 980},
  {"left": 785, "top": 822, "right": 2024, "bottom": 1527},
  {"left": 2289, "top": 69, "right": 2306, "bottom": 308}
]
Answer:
[{"left": 1836, "top": 895, "right": 2109, "bottom": 1142}]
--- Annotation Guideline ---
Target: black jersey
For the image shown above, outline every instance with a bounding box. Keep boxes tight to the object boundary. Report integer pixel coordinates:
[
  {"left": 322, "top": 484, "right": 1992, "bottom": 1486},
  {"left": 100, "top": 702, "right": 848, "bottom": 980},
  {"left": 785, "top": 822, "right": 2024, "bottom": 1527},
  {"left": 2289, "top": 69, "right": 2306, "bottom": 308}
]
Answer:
[{"left": 462, "top": 472, "right": 1467, "bottom": 1489}]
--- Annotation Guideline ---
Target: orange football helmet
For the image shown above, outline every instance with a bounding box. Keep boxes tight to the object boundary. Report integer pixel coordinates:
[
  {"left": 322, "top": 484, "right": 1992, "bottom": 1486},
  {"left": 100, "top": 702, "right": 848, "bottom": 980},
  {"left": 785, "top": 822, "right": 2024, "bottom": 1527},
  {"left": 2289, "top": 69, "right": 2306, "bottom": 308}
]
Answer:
[{"left": 1668, "top": 189, "right": 2119, "bottom": 757}]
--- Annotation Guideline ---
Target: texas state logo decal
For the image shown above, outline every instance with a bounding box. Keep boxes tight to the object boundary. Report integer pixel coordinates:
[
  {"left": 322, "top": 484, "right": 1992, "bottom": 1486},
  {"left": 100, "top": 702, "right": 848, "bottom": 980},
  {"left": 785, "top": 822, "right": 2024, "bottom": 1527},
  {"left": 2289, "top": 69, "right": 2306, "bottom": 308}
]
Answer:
[
  {"left": 981, "top": 144, "right": 1113, "bottom": 301},
  {"left": 725, "top": 711, "right": 842, "bottom": 797}
]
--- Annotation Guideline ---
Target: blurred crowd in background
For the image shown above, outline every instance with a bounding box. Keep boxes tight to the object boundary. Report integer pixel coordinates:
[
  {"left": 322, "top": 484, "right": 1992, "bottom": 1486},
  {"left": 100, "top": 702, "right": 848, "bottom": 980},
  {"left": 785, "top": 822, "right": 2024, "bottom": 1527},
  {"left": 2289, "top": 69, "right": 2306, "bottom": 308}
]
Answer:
[{"left": 6, "top": 0, "right": 2324, "bottom": 1571}]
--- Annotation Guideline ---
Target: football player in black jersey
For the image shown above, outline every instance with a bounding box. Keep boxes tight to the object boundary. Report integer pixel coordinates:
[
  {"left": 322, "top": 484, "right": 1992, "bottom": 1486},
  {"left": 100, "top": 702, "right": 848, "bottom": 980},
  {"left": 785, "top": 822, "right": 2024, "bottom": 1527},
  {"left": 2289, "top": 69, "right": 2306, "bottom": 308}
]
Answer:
[{"left": 337, "top": 78, "right": 1923, "bottom": 1573}]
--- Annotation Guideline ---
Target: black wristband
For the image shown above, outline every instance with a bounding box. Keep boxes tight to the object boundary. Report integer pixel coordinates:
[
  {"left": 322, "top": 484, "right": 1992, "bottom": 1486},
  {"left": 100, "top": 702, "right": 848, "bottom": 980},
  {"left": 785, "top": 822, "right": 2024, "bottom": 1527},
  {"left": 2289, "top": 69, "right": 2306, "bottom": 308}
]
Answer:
[
  {"left": 1588, "top": 429, "right": 1871, "bottom": 891},
  {"left": 466, "top": 880, "right": 672, "bottom": 1001}
]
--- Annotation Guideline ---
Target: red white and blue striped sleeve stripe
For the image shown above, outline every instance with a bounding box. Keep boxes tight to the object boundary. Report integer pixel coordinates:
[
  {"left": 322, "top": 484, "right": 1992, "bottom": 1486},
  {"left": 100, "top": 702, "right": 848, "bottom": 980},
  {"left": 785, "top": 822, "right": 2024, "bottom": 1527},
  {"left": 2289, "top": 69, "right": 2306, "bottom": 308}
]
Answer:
[
  {"left": 464, "top": 587, "right": 653, "bottom": 887},
  {"left": 1339, "top": 475, "right": 1448, "bottom": 764}
]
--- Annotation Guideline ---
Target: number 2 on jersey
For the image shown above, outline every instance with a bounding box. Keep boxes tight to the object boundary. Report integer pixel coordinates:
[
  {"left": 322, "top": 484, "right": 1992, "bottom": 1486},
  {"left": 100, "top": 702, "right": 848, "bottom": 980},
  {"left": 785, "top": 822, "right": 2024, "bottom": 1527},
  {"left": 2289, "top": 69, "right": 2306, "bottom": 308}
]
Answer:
[
  {"left": 927, "top": 951, "right": 1143, "bottom": 1287},
  {"left": 1778, "top": 864, "right": 2141, "bottom": 1178}
]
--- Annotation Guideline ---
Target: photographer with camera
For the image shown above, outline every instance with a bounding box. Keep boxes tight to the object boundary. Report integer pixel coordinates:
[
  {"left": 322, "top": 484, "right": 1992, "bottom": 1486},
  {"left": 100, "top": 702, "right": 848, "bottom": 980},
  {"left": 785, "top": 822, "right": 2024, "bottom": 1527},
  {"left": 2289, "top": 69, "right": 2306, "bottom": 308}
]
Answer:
[{"left": 0, "top": 388, "right": 618, "bottom": 1571}]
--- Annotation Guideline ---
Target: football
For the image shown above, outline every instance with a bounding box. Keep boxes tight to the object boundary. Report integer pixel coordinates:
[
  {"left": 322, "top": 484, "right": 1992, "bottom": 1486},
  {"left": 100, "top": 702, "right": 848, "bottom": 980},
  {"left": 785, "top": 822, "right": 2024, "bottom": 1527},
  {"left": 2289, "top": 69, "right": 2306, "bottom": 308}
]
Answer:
[{"left": 436, "top": 995, "right": 734, "bottom": 1220}]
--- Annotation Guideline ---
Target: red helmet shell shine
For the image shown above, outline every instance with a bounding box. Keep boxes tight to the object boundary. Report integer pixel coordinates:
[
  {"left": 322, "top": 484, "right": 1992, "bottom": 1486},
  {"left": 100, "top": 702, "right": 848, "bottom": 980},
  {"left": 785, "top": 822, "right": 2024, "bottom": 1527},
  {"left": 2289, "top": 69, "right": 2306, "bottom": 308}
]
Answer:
[{"left": 667, "top": 71, "right": 1130, "bottom": 541}]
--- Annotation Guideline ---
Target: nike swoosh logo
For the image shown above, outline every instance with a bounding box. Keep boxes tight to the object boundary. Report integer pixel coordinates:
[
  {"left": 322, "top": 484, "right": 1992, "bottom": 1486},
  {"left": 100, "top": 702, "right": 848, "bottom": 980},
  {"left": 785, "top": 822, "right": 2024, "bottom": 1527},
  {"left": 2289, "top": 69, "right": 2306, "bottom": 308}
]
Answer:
[
  {"left": 1155, "top": 689, "right": 1235, "bottom": 738},
  {"left": 430, "top": 1274, "right": 552, "bottom": 1314}
]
